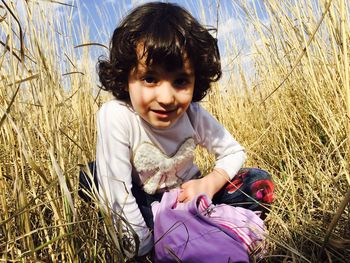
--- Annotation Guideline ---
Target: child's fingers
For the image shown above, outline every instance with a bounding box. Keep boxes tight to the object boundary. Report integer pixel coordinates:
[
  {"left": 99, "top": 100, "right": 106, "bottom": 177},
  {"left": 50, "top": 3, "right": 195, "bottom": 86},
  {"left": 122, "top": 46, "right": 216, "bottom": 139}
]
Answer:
[
  {"left": 178, "top": 187, "right": 192, "bottom": 203},
  {"left": 177, "top": 190, "right": 187, "bottom": 203}
]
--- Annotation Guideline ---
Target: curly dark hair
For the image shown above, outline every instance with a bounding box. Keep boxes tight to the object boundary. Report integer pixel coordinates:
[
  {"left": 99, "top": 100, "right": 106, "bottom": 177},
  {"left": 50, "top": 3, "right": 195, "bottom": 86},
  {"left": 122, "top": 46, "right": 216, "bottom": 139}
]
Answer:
[{"left": 98, "top": 2, "right": 221, "bottom": 102}]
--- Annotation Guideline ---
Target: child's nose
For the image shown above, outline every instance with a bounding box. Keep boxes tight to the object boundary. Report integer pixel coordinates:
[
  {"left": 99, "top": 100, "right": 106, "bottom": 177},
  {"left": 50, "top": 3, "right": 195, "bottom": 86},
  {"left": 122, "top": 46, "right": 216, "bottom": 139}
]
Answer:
[{"left": 156, "top": 82, "right": 175, "bottom": 105}]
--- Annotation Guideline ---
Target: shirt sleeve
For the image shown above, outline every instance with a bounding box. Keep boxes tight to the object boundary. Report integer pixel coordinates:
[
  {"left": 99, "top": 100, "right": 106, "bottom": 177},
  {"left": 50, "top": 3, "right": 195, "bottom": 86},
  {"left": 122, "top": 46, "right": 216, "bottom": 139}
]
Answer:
[
  {"left": 190, "top": 103, "right": 246, "bottom": 179},
  {"left": 96, "top": 101, "right": 153, "bottom": 256}
]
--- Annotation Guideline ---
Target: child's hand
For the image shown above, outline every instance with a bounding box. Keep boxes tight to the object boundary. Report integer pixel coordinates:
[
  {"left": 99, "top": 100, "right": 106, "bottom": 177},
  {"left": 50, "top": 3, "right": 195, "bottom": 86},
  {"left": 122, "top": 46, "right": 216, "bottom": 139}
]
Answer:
[
  {"left": 178, "top": 177, "right": 214, "bottom": 203},
  {"left": 177, "top": 168, "right": 230, "bottom": 203}
]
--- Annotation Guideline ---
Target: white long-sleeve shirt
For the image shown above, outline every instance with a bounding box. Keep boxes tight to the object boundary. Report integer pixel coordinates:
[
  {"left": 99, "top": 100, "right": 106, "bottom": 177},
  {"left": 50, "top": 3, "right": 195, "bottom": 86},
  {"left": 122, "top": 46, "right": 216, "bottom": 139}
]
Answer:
[{"left": 96, "top": 99, "right": 246, "bottom": 256}]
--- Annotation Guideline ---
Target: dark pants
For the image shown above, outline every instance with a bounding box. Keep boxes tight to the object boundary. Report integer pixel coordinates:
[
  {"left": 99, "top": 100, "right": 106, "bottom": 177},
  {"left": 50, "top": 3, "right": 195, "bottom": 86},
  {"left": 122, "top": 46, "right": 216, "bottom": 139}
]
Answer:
[{"left": 79, "top": 163, "right": 274, "bottom": 228}]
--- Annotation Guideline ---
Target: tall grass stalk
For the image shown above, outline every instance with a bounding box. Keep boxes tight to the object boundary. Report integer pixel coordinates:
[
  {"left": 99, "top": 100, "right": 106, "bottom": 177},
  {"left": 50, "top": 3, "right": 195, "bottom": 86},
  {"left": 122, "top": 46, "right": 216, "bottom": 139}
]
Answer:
[{"left": 0, "top": 0, "right": 349, "bottom": 262}]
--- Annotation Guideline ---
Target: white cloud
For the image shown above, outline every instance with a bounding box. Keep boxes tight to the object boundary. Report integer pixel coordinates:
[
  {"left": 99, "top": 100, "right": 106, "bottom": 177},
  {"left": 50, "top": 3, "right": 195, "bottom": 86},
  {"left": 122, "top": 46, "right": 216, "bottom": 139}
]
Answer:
[{"left": 218, "top": 17, "right": 244, "bottom": 39}]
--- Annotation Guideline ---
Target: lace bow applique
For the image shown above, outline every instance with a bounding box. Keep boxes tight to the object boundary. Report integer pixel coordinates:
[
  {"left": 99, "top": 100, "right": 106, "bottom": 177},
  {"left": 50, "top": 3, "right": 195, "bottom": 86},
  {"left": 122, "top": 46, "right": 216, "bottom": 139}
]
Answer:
[{"left": 133, "top": 138, "right": 196, "bottom": 194}]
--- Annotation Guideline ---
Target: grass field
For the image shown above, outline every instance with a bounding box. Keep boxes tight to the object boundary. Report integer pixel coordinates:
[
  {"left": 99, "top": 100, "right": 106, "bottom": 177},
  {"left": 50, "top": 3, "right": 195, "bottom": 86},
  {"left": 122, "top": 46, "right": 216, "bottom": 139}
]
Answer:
[{"left": 0, "top": 0, "right": 349, "bottom": 262}]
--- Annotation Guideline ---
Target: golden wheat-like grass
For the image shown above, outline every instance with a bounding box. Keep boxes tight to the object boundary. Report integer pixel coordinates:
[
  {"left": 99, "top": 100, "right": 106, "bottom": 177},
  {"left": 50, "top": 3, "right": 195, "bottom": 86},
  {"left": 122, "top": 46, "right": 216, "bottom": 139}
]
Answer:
[{"left": 0, "top": 0, "right": 349, "bottom": 262}]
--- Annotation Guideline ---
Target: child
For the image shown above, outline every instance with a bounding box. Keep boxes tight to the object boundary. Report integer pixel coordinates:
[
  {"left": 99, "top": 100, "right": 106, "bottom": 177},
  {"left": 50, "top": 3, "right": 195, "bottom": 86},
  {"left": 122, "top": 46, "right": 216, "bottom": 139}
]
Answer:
[{"left": 94, "top": 1, "right": 274, "bottom": 259}]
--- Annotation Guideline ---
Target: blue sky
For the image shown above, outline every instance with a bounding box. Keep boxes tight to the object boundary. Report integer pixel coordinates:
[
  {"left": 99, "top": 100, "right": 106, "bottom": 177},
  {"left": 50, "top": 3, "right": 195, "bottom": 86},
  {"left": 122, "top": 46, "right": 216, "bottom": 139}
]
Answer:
[
  {"left": 10, "top": 0, "right": 349, "bottom": 92},
  {"left": 11, "top": 0, "right": 269, "bottom": 90},
  {"left": 74, "top": 0, "right": 268, "bottom": 51},
  {"left": 68, "top": 0, "right": 269, "bottom": 85}
]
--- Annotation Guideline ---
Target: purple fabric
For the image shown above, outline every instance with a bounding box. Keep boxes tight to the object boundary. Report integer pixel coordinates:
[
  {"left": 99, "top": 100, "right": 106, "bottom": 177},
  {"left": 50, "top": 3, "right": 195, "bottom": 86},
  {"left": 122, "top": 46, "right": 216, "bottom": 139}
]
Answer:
[{"left": 152, "top": 189, "right": 266, "bottom": 263}]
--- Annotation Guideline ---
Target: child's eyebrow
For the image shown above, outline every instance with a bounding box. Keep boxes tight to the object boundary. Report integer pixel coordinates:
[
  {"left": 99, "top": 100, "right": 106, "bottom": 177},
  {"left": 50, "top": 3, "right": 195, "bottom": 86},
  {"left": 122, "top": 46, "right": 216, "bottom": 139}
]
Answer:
[
  {"left": 135, "top": 65, "right": 153, "bottom": 75},
  {"left": 144, "top": 69, "right": 157, "bottom": 74},
  {"left": 136, "top": 64, "right": 194, "bottom": 77},
  {"left": 136, "top": 69, "right": 158, "bottom": 77},
  {"left": 175, "top": 71, "right": 194, "bottom": 78}
]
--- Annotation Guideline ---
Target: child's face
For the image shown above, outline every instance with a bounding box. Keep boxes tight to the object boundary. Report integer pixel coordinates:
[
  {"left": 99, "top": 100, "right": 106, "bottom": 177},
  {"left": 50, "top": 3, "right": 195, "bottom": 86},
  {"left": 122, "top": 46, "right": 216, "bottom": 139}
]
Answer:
[{"left": 128, "top": 50, "right": 195, "bottom": 129}]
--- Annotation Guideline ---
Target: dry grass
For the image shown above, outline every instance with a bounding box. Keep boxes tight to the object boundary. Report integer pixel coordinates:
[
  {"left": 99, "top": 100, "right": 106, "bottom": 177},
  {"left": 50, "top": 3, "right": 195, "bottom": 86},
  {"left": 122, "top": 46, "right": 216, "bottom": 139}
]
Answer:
[{"left": 0, "top": 0, "right": 349, "bottom": 262}]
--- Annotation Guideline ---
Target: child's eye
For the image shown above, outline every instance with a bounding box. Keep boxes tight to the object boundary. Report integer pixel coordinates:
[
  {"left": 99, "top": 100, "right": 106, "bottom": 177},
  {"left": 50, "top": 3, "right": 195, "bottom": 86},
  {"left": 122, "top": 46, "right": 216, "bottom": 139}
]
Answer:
[
  {"left": 142, "top": 76, "right": 157, "bottom": 84},
  {"left": 174, "top": 78, "right": 189, "bottom": 87}
]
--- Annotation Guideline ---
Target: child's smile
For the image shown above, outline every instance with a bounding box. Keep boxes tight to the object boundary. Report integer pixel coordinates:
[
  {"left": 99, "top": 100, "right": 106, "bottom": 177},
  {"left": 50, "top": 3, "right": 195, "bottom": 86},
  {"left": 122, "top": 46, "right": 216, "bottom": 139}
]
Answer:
[{"left": 128, "top": 51, "right": 195, "bottom": 129}]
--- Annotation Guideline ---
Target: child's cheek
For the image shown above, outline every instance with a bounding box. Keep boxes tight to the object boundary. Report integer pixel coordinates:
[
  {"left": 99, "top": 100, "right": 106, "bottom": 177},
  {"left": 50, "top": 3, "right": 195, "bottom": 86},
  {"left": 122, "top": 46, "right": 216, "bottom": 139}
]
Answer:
[{"left": 140, "top": 88, "right": 157, "bottom": 106}]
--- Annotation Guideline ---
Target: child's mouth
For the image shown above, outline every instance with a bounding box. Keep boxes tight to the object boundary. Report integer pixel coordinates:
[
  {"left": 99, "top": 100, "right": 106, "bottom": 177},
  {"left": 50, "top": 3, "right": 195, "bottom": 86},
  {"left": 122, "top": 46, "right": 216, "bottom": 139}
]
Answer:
[{"left": 151, "top": 108, "right": 177, "bottom": 118}]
